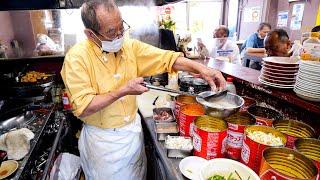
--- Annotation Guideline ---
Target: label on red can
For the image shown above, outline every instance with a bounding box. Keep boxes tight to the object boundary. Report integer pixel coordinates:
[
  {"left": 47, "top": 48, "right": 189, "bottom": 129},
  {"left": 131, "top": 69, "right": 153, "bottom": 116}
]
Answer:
[
  {"left": 193, "top": 132, "right": 202, "bottom": 151},
  {"left": 193, "top": 126, "right": 227, "bottom": 160},
  {"left": 241, "top": 140, "right": 250, "bottom": 163},
  {"left": 174, "top": 101, "right": 182, "bottom": 123},
  {"left": 227, "top": 130, "right": 244, "bottom": 148},
  {"left": 315, "top": 160, "right": 320, "bottom": 180},
  {"left": 226, "top": 123, "right": 246, "bottom": 160},
  {"left": 179, "top": 113, "right": 197, "bottom": 137},
  {"left": 260, "top": 169, "right": 292, "bottom": 180},
  {"left": 240, "top": 134, "right": 267, "bottom": 173}
]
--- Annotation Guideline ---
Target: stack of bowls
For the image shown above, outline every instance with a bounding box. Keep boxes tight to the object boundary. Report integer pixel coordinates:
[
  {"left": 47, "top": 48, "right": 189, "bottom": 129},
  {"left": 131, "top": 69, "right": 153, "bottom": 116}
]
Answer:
[
  {"left": 259, "top": 57, "right": 299, "bottom": 88},
  {"left": 294, "top": 61, "right": 320, "bottom": 102}
]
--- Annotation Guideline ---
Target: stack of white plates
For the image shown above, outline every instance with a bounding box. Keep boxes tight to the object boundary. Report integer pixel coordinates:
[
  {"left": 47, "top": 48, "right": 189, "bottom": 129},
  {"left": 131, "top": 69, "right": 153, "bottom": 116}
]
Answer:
[
  {"left": 259, "top": 57, "right": 299, "bottom": 88},
  {"left": 294, "top": 61, "right": 320, "bottom": 102}
]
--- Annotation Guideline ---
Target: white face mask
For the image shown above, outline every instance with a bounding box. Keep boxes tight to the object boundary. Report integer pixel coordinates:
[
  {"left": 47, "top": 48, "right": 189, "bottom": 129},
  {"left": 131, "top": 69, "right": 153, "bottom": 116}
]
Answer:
[
  {"left": 91, "top": 31, "right": 124, "bottom": 52},
  {"left": 101, "top": 36, "right": 124, "bottom": 52}
]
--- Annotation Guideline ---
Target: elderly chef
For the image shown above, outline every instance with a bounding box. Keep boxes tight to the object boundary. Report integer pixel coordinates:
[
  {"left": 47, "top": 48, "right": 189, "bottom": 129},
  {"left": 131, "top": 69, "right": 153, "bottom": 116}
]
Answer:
[{"left": 61, "top": 0, "right": 226, "bottom": 179}]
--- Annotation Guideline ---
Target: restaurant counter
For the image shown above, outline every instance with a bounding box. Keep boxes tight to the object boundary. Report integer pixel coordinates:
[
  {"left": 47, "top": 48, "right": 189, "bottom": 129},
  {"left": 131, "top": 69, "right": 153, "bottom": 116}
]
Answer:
[
  {"left": 138, "top": 59, "right": 320, "bottom": 180},
  {"left": 195, "top": 59, "right": 320, "bottom": 122}
]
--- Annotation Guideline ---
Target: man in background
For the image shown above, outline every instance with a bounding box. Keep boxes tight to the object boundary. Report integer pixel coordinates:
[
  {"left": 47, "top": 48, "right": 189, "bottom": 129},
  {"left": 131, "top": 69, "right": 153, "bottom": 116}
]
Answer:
[
  {"left": 197, "top": 26, "right": 240, "bottom": 64},
  {"left": 241, "top": 22, "right": 271, "bottom": 53},
  {"left": 264, "top": 29, "right": 291, "bottom": 57}
]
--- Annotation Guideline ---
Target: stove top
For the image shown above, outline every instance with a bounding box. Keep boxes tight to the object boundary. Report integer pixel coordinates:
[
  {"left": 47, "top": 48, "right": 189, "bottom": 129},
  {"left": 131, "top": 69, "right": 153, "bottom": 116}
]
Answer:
[{"left": 4, "top": 103, "right": 56, "bottom": 180}]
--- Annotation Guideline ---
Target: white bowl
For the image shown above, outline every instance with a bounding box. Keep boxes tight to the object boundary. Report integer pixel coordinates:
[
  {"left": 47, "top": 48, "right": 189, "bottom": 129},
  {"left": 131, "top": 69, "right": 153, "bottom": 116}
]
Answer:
[
  {"left": 199, "top": 158, "right": 260, "bottom": 180},
  {"left": 179, "top": 156, "right": 208, "bottom": 179}
]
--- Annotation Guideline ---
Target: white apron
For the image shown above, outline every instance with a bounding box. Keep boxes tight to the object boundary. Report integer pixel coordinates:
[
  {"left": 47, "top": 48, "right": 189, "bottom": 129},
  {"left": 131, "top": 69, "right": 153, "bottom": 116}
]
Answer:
[{"left": 78, "top": 114, "right": 147, "bottom": 180}]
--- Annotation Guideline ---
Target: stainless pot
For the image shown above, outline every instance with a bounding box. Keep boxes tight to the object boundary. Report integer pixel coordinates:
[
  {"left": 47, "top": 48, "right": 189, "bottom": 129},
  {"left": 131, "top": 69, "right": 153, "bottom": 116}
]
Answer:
[{"left": 196, "top": 91, "right": 244, "bottom": 118}]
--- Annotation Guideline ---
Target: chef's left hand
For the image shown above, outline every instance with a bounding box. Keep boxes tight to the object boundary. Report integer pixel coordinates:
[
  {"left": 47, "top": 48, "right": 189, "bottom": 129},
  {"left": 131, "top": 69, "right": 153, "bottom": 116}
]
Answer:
[{"left": 199, "top": 68, "right": 226, "bottom": 91}]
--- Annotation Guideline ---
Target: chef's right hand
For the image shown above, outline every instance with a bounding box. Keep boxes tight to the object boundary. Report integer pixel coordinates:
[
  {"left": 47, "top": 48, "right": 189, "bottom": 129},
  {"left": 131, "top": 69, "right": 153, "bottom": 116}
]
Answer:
[{"left": 120, "top": 77, "right": 149, "bottom": 95}]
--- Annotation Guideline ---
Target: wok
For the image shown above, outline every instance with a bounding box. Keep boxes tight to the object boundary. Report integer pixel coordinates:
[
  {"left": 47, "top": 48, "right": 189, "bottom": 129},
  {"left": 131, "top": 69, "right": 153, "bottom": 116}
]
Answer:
[{"left": 0, "top": 74, "right": 54, "bottom": 98}]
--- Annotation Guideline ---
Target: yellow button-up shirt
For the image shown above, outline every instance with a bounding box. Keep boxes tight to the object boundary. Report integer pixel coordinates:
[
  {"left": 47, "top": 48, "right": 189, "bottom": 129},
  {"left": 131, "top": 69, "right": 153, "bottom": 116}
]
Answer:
[{"left": 61, "top": 38, "right": 181, "bottom": 128}]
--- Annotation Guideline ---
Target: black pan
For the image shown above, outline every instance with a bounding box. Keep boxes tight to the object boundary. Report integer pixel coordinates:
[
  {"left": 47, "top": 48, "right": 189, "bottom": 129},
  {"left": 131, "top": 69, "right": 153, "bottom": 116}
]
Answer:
[{"left": 1, "top": 74, "right": 54, "bottom": 98}]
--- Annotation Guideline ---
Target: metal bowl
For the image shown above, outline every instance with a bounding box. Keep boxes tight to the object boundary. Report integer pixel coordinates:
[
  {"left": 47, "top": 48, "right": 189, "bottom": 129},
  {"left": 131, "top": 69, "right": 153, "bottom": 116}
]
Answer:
[{"left": 196, "top": 91, "right": 244, "bottom": 118}]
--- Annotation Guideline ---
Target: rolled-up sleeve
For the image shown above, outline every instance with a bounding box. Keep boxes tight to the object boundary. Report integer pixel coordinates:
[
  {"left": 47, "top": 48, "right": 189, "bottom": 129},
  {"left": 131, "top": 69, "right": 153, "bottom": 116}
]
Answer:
[
  {"left": 61, "top": 53, "right": 96, "bottom": 117},
  {"left": 132, "top": 40, "right": 183, "bottom": 77}
]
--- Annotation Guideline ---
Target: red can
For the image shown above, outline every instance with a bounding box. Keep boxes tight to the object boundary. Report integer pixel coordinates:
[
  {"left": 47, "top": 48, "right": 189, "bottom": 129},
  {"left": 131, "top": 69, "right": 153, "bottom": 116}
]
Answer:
[
  {"left": 192, "top": 116, "right": 227, "bottom": 160},
  {"left": 224, "top": 112, "right": 255, "bottom": 160},
  {"left": 179, "top": 103, "right": 205, "bottom": 137},
  {"left": 273, "top": 119, "right": 316, "bottom": 149},
  {"left": 240, "top": 125, "right": 286, "bottom": 174},
  {"left": 295, "top": 138, "right": 320, "bottom": 180},
  {"left": 174, "top": 95, "right": 197, "bottom": 125},
  {"left": 247, "top": 105, "right": 283, "bottom": 126},
  {"left": 260, "top": 147, "right": 318, "bottom": 180}
]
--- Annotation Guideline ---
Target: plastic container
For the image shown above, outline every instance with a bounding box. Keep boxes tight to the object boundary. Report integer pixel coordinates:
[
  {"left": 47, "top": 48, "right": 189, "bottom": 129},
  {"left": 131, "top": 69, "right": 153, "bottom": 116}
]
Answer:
[
  {"left": 226, "top": 77, "right": 236, "bottom": 94},
  {"left": 155, "top": 122, "right": 179, "bottom": 141},
  {"left": 300, "top": 32, "right": 320, "bottom": 61},
  {"left": 165, "top": 136, "right": 193, "bottom": 158}
]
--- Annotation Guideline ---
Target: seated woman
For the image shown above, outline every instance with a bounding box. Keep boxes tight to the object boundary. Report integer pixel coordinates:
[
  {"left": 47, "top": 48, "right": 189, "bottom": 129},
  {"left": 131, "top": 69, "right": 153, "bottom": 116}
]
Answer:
[
  {"left": 264, "top": 29, "right": 291, "bottom": 57},
  {"left": 240, "top": 22, "right": 271, "bottom": 69},
  {"left": 197, "top": 25, "right": 240, "bottom": 64},
  {"left": 241, "top": 22, "right": 271, "bottom": 53}
]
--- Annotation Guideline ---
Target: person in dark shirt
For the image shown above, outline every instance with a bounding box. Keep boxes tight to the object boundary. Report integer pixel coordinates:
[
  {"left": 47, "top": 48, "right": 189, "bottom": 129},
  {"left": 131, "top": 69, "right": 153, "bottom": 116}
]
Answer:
[
  {"left": 311, "top": 25, "right": 320, "bottom": 32},
  {"left": 241, "top": 22, "right": 271, "bottom": 53},
  {"left": 264, "top": 29, "right": 291, "bottom": 57}
]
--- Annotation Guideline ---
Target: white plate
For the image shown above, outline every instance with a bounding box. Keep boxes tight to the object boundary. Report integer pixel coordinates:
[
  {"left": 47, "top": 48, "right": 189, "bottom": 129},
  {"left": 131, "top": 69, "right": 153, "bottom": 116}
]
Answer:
[
  {"left": 262, "top": 66, "right": 299, "bottom": 73},
  {"left": 298, "top": 69, "right": 320, "bottom": 78},
  {"left": 261, "top": 69, "right": 298, "bottom": 77},
  {"left": 300, "top": 60, "right": 320, "bottom": 68},
  {"left": 179, "top": 156, "right": 207, "bottom": 179},
  {"left": 295, "top": 83, "right": 320, "bottom": 93},
  {"left": 199, "top": 158, "right": 260, "bottom": 180},
  {"left": 294, "top": 88, "right": 320, "bottom": 98},
  {"left": 263, "top": 57, "right": 299, "bottom": 65},
  {"left": 296, "top": 76, "right": 320, "bottom": 85},
  {"left": 0, "top": 160, "right": 19, "bottom": 180},
  {"left": 297, "top": 73, "right": 320, "bottom": 82},
  {"left": 295, "top": 86, "right": 320, "bottom": 95},
  {"left": 296, "top": 78, "right": 320, "bottom": 87},
  {"left": 294, "top": 89, "right": 320, "bottom": 102},
  {"left": 259, "top": 78, "right": 294, "bottom": 89},
  {"left": 263, "top": 63, "right": 299, "bottom": 70},
  {"left": 262, "top": 73, "right": 296, "bottom": 81},
  {"left": 299, "top": 65, "right": 320, "bottom": 73},
  {"left": 261, "top": 76, "right": 296, "bottom": 84}
]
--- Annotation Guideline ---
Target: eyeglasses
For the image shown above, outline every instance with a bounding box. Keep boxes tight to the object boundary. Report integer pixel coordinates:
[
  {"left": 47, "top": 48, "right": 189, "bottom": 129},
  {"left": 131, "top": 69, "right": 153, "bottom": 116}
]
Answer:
[{"left": 95, "top": 20, "right": 131, "bottom": 41}]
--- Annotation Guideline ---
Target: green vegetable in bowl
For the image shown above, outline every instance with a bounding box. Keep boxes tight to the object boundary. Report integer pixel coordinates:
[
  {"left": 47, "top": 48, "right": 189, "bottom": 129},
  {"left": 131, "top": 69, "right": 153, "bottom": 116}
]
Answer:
[
  {"left": 207, "top": 172, "right": 239, "bottom": 180},
  {"left": 208, "top": 175, "right": 225, "bottom": 180}
]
